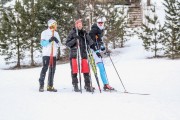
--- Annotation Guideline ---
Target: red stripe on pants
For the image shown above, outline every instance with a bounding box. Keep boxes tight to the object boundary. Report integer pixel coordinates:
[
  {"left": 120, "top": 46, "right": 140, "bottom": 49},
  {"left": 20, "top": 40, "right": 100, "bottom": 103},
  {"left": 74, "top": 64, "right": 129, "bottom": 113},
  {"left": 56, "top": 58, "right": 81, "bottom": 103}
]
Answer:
[
  {"left": 71, "top": 58, "right": 78, "bottom": 74},
  {"left": 81, "top": 59, "right": 89, "bottom": 73}
]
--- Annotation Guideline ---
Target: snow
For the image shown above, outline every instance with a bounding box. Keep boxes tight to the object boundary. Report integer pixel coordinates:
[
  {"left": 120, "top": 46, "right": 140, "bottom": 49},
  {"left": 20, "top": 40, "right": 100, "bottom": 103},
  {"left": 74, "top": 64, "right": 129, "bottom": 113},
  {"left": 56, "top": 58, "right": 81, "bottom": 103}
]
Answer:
[
  {"left": 1, "top": 36, "right": 180, "bottom": 120},
  {"left": 1, "top": 0, "right": 180, "bottom": 119},
  {"left": 3, "top": 0, "right": 17, "bottom": 8}
]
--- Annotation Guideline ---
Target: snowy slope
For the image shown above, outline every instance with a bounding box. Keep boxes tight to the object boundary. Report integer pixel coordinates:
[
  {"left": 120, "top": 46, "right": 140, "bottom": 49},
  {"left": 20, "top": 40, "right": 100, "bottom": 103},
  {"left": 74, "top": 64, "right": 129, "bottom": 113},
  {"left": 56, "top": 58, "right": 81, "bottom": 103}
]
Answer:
[
  {"left": 1, "top": 37, "right": 180, "bottom": 120},
  {"left": 1, "top": 1, "right": 180, "bottom": 119}
]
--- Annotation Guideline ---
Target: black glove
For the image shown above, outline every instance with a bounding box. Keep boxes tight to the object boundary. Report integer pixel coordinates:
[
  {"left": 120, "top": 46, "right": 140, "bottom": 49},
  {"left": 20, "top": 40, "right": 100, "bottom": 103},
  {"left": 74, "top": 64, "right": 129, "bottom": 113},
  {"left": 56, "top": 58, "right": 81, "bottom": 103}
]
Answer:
[
  {"left": 49, "top": 37, "right": 53, "bottom": 42},
  {"left": 96, "top": 51, "right": 102, "bottom": 58},
  {"left": 49, "top": 36, "right": 59, "bottom": 44},
  {"left": 100, "top": 45, "right": 105, "bottom": 51}
]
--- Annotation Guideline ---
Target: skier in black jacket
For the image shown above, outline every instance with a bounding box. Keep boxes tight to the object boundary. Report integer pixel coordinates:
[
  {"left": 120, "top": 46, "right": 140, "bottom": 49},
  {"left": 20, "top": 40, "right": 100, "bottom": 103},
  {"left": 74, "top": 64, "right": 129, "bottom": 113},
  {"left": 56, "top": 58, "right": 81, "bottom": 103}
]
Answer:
[
  {"left": 66, "top": 19, "right": 101, "bottom": 92},
  {"left": 89, "top": 17, "right": 115, "bottom": 90}
]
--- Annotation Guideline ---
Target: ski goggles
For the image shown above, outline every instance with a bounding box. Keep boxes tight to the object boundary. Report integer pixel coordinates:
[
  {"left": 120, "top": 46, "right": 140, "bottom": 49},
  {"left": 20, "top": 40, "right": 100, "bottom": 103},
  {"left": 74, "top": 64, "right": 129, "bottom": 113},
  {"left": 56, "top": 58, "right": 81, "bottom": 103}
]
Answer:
[
  {"left": 52, "top": 22, "right": 57, "bottom": 26},
  {"left": 98, "top": 22, "right": 104, "bottom": 24}
]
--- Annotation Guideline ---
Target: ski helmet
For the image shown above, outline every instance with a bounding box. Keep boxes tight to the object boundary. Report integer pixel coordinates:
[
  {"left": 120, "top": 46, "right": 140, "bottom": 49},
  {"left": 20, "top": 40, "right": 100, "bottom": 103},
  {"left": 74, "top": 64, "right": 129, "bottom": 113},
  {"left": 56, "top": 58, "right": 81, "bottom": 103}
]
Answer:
[{"left": 48, "top": 19, "right": 57, "bottom": 27}]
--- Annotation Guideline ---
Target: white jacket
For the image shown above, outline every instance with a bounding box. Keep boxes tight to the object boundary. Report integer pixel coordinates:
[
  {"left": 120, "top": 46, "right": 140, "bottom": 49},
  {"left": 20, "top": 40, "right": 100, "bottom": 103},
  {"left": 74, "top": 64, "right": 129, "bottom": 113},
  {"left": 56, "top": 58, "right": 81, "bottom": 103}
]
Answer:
[{"left": 40, "top": 28, "right": 61, "bottom": 57}]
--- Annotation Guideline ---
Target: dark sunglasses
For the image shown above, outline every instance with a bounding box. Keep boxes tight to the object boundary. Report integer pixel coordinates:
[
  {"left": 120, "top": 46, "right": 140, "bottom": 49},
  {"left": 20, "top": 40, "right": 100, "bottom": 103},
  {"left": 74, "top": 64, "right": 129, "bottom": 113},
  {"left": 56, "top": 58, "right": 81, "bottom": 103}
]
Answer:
[{"left": 98, "top": 22, "right": 103, "bottom": 24}]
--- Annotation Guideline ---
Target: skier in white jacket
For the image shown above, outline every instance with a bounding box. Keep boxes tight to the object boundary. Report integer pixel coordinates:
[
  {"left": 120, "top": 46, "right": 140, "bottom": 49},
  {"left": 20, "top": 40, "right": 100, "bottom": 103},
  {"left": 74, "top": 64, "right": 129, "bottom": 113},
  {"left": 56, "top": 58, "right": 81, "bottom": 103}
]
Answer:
[{"left": 38, "top": 19, "right": 61, "bottom": 92}]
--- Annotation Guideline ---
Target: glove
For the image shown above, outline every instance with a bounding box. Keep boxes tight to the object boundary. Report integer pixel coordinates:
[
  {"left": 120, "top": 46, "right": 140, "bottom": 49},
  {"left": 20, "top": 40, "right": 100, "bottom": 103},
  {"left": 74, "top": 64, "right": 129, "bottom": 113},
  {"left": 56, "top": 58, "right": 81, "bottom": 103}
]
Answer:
[
  {"left": 100, "top": 45, "right": 105, "bottom": 51},
  {"left": 95, "top": 51, "right": 102, "bottom": 58},
  {"left": 49, "top": 36, "right": 59, "bottom": 44},
  {"left": 49, "top": 37, "right": 54, "bottom": 42}
]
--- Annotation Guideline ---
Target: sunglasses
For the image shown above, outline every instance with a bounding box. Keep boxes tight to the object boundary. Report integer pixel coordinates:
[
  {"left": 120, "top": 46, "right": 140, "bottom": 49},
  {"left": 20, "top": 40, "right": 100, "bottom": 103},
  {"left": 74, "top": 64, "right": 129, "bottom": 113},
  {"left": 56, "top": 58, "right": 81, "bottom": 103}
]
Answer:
[
  {"left": 98, "top": 22, "right": 103, "bottom": 24},
  {"left": 52, "top": 22, "right": 57, "bottom": 26}
]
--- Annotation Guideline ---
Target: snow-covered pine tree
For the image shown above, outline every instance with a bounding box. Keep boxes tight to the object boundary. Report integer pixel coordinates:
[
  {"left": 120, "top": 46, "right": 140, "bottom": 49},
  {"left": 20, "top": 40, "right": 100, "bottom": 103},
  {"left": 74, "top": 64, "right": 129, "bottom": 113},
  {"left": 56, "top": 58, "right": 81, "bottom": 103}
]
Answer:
[
  {"left": 16, "top": 0, "right": 41, "bottom": 66},
  {"left": 137, "top": 5, "right": 164, "bottom": 58},
  {"left": 163, "top": 0, "right": 180, "bottom": 59},
  {"left": 1, "top": 0, "right": 12, "bottom": 5},
  {"left": 0, "top": 1, "right": 28, "bottom": 68},
  {"left": 105, "top": 6, "right": 130, "bottom": 49},
  {"left": 116, "top": 6, "right": 131, "bottom": 48}
]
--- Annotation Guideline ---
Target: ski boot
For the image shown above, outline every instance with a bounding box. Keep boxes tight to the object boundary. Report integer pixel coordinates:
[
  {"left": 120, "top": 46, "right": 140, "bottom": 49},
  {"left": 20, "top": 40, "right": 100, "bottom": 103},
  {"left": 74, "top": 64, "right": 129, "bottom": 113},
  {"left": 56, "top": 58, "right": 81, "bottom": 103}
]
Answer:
[
  {"left": 39, "top": 85, "right": 44, "bottom": 92},
  {"left": 84, "top": 83, "right": 95, "bottom": 92},
  {"left": 73, "top": 83, "right": 80, "bottom": 92},
  {"left": 103, "top": 84, "right": 115, "bottom": 91},
  {"left": 47, "top": 86, "right": 57, "bottom": 92}
]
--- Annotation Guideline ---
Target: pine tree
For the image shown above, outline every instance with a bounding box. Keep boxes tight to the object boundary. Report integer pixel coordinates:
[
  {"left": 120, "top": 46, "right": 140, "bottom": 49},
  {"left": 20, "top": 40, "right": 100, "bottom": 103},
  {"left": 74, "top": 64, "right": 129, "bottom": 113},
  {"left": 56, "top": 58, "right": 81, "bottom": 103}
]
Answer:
[
  {"left": 102, "top": 5, "right": 128, "bottom": 49},
  {"left": 17, "top": 0, "right": 42, "bottom": 66},
  {"left": 115, "top": 6, "right": 131, "bottom": 48},
  {"left": 137, "top": 5, "right": 164, "bottom": 58},
  {"left": 0, "top": 0, "right": 4, "bottom": 39},
  {"left": 0, "top": 1, "right": 26, "bottom": 68},
  {"left": 163, "top": 0, "right": 180, "bottom": 59}
]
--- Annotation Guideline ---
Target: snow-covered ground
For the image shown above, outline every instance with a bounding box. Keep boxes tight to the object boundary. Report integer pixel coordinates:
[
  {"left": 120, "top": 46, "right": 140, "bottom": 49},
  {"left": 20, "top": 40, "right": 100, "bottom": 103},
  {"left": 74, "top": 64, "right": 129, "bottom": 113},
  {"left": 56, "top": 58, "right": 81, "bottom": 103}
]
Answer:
[{"left": 0, "top": 37, "right": 180, "bottom": 120}]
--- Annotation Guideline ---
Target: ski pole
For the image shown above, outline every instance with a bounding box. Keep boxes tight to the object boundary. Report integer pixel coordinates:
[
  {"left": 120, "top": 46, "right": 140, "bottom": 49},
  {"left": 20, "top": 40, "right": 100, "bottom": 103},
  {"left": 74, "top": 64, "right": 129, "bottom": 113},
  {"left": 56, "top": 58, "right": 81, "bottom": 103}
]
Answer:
[
  {"left": 48, "top": 30, "right": 55, "bottom": 87},
  {"left": 76, "top": 29, "right": 82, "bottom": 93},
  {"left": 108, "top": 54, "right": 127, "bottom": 92}
]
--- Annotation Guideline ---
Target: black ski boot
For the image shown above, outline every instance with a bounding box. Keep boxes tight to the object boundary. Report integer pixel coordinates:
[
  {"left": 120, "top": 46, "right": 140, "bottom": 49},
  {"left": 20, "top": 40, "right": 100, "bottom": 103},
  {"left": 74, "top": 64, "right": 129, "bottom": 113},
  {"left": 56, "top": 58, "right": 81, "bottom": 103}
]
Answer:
[
  {"left": 39, "top": 85, "right": 44, "bottom": 92},
  {"left": 73, "top": 83, "right": 80, "bottom": 92},
  {"left": 103, "top": 84, "right": 115, "bottom": 91},
  {"left": 84, "top": 83, "right": 95, "bottom": 92},
  {"left": 47, "top": 86, "right": 57, "bottom": 92}
]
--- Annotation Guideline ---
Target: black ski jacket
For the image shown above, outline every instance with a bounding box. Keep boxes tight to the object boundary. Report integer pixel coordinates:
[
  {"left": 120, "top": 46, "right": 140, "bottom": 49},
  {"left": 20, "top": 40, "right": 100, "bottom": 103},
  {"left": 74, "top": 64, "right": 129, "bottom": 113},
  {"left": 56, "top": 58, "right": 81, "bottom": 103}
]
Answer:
[
  {"left": 66, "top": 28, "right": 96, "bottom": 59},
  {"left": 89, "top": 23, "right": 104, "bottom": 49}
]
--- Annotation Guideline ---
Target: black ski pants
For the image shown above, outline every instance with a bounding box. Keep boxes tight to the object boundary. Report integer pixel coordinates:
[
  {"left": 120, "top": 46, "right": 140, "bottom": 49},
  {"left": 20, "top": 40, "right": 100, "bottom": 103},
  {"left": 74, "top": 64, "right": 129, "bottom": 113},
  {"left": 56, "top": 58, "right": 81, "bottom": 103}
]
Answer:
[{"left": 39, "top": 56, "right": 56, "bottom": 87}]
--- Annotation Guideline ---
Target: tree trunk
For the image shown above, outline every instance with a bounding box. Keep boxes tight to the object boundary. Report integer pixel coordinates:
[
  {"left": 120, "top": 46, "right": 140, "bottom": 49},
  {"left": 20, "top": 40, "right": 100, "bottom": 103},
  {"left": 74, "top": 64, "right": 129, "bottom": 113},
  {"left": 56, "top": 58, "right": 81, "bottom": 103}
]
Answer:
[
  {"left": 154, "top": 35, "right": 157, "bottom": 57},
  {"left": 105, "top": 42, "right": 108, "bottom": 51},
  {"left": 113, "top": 41, "right": 116, "bottom": 49},
  {"left": 121, "top": 37, "right": 124, "bottom": 48},
  {"left": 30, "top": 40, "right": 35, "bottom": 66},
  {"left": 17, "top": 38, "right": 21, "bottom": 68},
  {"left": 147, "top": 0, "right": 151, "bottom": 6},
  {"left": 30, "top": 0, "right": 35, "bottom": 66},
  {"left": 155, "top": 42, "right": 157, "bottom": 58},
  {"left": 57, "top": 48, "right": 61, "bottom": 61}
]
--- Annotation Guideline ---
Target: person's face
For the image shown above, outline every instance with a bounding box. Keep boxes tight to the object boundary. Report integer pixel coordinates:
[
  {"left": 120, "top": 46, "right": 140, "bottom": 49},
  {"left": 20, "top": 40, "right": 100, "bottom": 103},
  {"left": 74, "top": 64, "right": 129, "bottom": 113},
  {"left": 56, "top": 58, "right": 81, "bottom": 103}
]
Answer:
[
  {"left": 77, "top": 22, "right": 83, "bottom": 30},
  {"left": 98, "top": 22, "right": 104, "bottom": 26},
  {"left": 50, "top": 22, "right": 57, "bottom": 30}
]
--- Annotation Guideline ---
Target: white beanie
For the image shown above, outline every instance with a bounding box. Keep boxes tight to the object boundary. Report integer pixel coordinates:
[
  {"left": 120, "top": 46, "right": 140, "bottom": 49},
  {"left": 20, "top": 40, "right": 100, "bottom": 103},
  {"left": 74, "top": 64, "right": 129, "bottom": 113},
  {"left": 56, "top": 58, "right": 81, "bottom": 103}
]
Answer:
[
  {"left": 97, "top": 17, "right": 106, "bottom": 23},
  {"left": 48, "top": 19, "right": 57, "bottom": 27}
]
